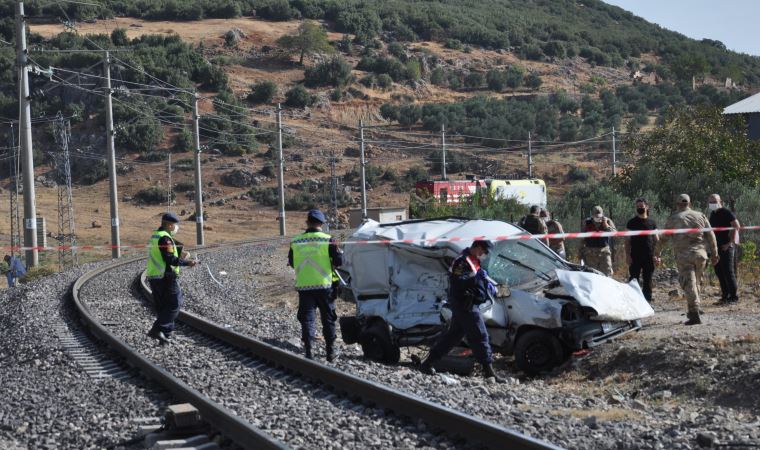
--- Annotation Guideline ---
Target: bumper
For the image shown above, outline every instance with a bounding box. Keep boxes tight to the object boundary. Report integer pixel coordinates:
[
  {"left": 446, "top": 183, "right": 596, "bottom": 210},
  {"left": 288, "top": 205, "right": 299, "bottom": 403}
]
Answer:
[{"left": 561, "top": 319, "right": 642, "bottom": 350}]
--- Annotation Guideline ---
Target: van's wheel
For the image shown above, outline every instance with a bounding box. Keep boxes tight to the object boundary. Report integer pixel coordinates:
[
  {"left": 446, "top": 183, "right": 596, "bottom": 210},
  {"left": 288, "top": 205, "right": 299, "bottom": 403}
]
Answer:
[
  {"left": 514, "top": 329, "right": 565, "bottom": 375},
  {"left": 359, "top": 321, "right": 400, "bottom": 364}
]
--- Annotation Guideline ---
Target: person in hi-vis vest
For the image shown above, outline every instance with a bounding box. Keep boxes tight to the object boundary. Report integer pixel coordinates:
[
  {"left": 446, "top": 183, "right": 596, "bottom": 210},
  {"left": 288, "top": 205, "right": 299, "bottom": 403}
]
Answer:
[
  {"left": 288, "top": 209, "right": 343, "bottom": 361},
  {"left": 145, "top": 212, "right": 197, "bottom": 345}
]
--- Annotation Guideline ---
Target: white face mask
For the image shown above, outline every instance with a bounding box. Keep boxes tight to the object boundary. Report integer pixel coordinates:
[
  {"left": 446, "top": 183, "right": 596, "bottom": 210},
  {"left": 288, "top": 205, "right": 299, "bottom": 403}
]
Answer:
[
  {"left": 170, "top": 224, "right": 179, "bottom": 236},
  {"left": 708, "top": 203, "right": 719, "bottom": 211}
]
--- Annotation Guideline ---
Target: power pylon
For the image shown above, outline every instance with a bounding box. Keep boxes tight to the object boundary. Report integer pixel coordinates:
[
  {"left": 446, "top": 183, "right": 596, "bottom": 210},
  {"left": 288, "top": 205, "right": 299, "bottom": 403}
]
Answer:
[{"left": 52, "top": 113, "right": 78, "bottom": 270}]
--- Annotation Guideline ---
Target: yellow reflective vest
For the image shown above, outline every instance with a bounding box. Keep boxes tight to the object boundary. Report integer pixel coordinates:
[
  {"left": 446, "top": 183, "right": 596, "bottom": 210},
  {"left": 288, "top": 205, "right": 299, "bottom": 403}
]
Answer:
[
  {"left": 291, "top": 231, "right": 333, "bottom": 291},
  {"left": 146, "top": 229, "right": 180, "bottom": 279}
]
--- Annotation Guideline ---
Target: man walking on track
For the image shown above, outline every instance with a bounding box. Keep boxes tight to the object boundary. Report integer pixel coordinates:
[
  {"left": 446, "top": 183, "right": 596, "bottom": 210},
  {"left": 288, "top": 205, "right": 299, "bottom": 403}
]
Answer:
[{"left": 146, "top": 212, "right": 198, "bottom": 345}]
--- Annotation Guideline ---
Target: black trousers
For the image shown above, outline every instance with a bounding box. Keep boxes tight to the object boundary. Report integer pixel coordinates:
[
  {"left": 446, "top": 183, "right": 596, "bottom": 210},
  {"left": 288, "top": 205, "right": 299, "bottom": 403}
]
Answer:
[
  {"left": 428, "top": 301, "right": 493, "bottom": 365},
  {"left": 629, "top": 255, "right": 655, "bottom": 302},
  {"left": 714, "top": 246, "right": 738, "bottom": 300},
  {"left": 297, "top": 289, "right": 337, "bottom": 348},
  {"left": 149, "top": 277, "right": 184, "bottom": 334}
]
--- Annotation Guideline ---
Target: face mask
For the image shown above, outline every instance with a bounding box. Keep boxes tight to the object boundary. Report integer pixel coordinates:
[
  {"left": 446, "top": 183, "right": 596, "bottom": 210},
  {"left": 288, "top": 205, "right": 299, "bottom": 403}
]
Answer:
[
  {"left": 636, "top": 207, "right": 646, "bottom": 215},
  {"left": 170, "top": 224, "right": 179, "bottom": 236},
  {"left": 593, "top": 216, "right": 603, "bottom": 223},
  {"left": 708, "top": 203, "right": 719, "bottom": 211}
]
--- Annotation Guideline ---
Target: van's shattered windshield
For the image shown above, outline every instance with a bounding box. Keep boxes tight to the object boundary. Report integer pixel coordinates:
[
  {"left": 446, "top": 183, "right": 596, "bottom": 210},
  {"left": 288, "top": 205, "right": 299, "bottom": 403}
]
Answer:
[{"left": 485, "top": 239, "right": 568, "bottom": 289}]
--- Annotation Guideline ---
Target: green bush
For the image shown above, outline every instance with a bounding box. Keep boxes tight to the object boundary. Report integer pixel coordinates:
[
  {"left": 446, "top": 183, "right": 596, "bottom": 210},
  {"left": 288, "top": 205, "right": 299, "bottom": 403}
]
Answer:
[
  {"left": 135, "top": 186, "right": 173, "bottom": 205},
  {"left": 445, "top": 39, "right": 463, "bottom": 50},
  {"left": 304, "top": 56, "right": 353, "bottom": 87},
  {"left": 464, "top": 72, "right": 484, "bottom": 88},
  {"left": 248, "top": 80, "right": 277, "bottom": 104},
  {"left": 137, "top": 151, "right": 169, "bottom": 162},
  {"left": 174, "top": 181, "right": 195, "bottom": 192},
  {"left": 376, "top": 73, "right": 393, "bottom": 89},
  {"left": 173, "top": 128, "right": 193, "bottom": 153},
  {"left": 285, "top": 85, "right": 315, "bottom": 108}
]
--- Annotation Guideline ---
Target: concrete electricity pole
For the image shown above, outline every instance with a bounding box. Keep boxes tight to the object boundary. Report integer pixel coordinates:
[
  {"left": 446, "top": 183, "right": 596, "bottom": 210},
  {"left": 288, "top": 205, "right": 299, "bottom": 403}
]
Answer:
[
  {"left": 612, "top": 126, "right": 617, "bottom": 177},
  {"left": 192, "top": 93, "right": 204, "bottom": 245},
  {"left": 528, "top": 131, "right": 533, "bottom": 179},
  {"left": 276, "top": 104, "right": 286, "bottom": 236},
  {"left": 16, "top": 1, "right": 38, "bottom": 267},
  {"left": 441, "top": 123, "right": 447, "bottom": 180},
  {"left": 359, "top": 120, "right": 367, "bottom": 220},
  {"left": 104, "top": 51, "right": 121, "bottom": 258}
]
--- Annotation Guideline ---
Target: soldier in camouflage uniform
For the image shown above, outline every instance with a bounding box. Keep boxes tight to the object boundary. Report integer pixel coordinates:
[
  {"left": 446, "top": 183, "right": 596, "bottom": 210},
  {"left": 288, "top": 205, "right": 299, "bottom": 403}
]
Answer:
[
  {"left": 656, "top": 194, "right": 719, "bottom": 325},
  {"left": 581, "top": 206, "right": 617, "bottom": 276}
]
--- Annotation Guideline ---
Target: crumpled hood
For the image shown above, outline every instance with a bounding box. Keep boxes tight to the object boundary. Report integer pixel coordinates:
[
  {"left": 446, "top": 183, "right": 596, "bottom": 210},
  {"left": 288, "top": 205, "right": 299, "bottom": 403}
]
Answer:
[{"left": 555, "top": 269, "right": 655, "bottom": 321}]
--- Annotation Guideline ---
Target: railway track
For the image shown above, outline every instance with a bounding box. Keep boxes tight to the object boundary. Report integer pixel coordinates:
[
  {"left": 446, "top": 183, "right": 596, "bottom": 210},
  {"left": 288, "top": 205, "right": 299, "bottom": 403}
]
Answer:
[{"left": 72, "top": 241, "right": 563, "bottom": 450}]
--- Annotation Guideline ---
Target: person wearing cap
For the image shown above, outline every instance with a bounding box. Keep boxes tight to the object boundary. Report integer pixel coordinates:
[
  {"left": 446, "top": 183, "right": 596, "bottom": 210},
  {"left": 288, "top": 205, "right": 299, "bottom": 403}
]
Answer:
[
  {"left": 145, "top": 212, "right": 198, "bottom": 345},
  {"left": 540, "top": 209, "right": 566, "bottom": 258},
  {"left": 4, "top": 254, "right": 26, "bottom": 288},
  {"left": 581, "top": 205, "right": 617, "bottom": 276},
  {"left": 420, "top": 240, "right": 505, "bottom": 383},
  {"left": 656, "top": 194, "right": 719, "bottom": 325},
  {"left": 519, "top": 205, "right": 549, "bottom": 246},
  {"left": 288, "top": 209, "right": 343, "bottom": 361}
]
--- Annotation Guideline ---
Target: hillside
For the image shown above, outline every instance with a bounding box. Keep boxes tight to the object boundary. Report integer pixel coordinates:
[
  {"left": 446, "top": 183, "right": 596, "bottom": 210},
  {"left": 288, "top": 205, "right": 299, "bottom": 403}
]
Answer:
[{"left": 0, "top": 0, "right": 758, "bottom": 258}]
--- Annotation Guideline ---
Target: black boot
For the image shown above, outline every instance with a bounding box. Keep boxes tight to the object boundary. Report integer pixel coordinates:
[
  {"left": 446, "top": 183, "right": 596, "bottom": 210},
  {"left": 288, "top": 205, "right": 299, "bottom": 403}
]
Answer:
[
  {"left": 684, "top": 312, "right": 702, "bottom": 326},
  {"left": 326, "top": 342, "right": 338, "bottom": 362},
  {"left": 303, "top": 343, "right": 313, "bottom": 359},
  {"left": 419, "top": 357, "right": 436, "bottom": 375},
  {"left": 483, "top": 363, "right": 506, "bottom": 383}
]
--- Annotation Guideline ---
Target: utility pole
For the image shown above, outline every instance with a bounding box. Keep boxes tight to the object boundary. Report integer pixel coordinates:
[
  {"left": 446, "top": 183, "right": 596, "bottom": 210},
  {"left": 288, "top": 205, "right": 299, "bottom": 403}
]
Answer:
[
  {"left": 527, "top": 132, "right": 533, "bottom": 178},
  {"left": 359, "top": 120, "right": 367, "bottom": 220},
  {"left": 167, "top": 152, "right": 172, "bottom": 211},
  {"left": 329, "top": 148, "right": 338, "bottom": 230},
  {"left": 16, "top": 1, "right": 38, "bottom": 267},
  {"left": 611, "top": 126, "right": 617, "bottom": 177},
  {"left": 104, "top": 51, "right": 121, "bottom": 258},
  {"left": 192, "top": 93, "right": 204, "bottom": 245},
  {"left": 441, "top": 123, "right": 447, "bottom": 180},
  {"left": 276, "top": 104, "right": 286, "bottom": 236},
  {"left": 8, "top": 123, "right": 21, "bottom": 259}
]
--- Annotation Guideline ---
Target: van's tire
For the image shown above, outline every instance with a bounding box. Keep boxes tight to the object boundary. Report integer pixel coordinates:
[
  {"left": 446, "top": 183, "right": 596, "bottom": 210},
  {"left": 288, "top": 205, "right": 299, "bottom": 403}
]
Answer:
[
  {"left": 339, "top": 316, "right": 361, "bottom": 345},
  {"left": 359, "top": 321, "right": 401, "bottom": 364},
  {"left": 514, "top": 329, "right": 565, "bottom": 375}
]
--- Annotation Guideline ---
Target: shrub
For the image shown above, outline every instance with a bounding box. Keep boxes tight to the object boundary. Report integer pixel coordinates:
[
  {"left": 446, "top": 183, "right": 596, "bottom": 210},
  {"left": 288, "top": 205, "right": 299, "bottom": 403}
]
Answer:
[
  {"left": 173, "top": 128, "right": 193, "bottom": 152},
  {"left": 285, "top": 85, "right": 315, "bottom": 108},
  {"left": 137, "top": 151, "right": 169, "bottom": 162},
  {"left": 376, "top": 73, "right": 393, "bottom": 89},
  {"left": 135, "top": 186, "right": 173, "bottom": 205},
  {"left": 525, "top": 72, "right": 543, "bottom": 90},
  {"left": 445, "top": 39, "right": 463, "bottom": 50},
  {"left": 248, "top": 80, "right": 277, "bottom": 104},
  {"left": 464, "top": 72, "right": 484, "bottom": 89},
  {"left": 486, "top": 69, "right": 507, "bottom": 92},
  {"left": 197, "top": 64, "right": 229, "bottom": 91},
  {"left": 174, "top": 181, "right": 195, "bottom": 192},
  {"left": 567, "top": 166, "right": 591, "bottom": 182},
  {"left": 430, "top": 67, "right": 446, "bottom": 86},
  {"left": 304, "top": 55, "right": 353, "bottom": 87}
]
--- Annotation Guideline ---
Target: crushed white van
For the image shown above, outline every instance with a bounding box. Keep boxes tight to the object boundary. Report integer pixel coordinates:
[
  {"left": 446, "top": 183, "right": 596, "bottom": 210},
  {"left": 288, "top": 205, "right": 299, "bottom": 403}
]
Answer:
[{"left": 338, "top": 218, "right": 654, "bottom": 374}]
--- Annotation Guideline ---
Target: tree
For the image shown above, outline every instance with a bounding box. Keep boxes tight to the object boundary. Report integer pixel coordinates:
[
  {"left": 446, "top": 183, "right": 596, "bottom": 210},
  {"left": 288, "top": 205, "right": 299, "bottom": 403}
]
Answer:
[
  {"left": 397, "top": 104, "right": 421, "bottom": 127},
  {"left": 248, "top": 80, "right": 277, "bottom": 104},
  {"left": 625, "top": 106, "right": 760, "bottom": 186},
  {"left": 276, "top": 20, "right": 333, "bottom": 65},
  {"left": 464, "top": 72, "right": 484, "bottom": 89},
  {"left": 110, "top": 28, "right": 129, "bottom": 46}
]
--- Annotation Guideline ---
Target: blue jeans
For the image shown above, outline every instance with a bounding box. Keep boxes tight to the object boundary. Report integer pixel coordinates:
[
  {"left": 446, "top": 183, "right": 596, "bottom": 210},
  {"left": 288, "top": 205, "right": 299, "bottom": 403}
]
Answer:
[
  {"left": 7, "top": 273, "right": 16, "bottom": 287},
  {"left": 149, "top": 277, "right": 184, "bottom": 334},
  {"left": 428, "top": 301, "right": 493, "bottom": 365},
  {"left": 297, "top": 289, "right": 336, "bottom": 348}
]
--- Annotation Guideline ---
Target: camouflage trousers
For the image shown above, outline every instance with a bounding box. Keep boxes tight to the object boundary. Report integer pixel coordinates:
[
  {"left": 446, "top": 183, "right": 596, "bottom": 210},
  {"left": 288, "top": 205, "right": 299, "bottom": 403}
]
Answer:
[
  {"left": 582, "top": 246, "right": 613, "bottom": 276},
  {"left": 676, "top": 253, "right": 707, "bottom": 316}
]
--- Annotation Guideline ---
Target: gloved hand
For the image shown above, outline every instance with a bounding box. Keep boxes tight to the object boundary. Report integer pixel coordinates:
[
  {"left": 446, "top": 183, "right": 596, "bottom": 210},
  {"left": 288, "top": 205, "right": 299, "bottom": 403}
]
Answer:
[
  {"left": 487, "top": 282, "right": 497, "bottom": 298},
  {"left": 476, "top": 268, "right": 488, "bottom": 280}
]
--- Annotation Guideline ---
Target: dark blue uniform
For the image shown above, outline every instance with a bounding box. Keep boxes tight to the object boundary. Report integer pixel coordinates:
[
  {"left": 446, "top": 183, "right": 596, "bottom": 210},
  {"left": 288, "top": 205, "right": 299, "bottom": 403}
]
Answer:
[
  {"left": 287, "top": 228, "right": 343, "bottom": 349},
  {"left": 427, "top": 248, "right": 493, "bottom": 365},
  {"left": 148, "top": 228, "right": 192, "bottom": 336}
]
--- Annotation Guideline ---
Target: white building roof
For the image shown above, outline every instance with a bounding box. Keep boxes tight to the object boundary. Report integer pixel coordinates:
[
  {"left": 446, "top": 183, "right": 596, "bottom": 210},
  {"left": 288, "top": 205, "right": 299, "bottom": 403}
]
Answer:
[{"left": 723, "top": 92, "right": 760, "bottom": 114}]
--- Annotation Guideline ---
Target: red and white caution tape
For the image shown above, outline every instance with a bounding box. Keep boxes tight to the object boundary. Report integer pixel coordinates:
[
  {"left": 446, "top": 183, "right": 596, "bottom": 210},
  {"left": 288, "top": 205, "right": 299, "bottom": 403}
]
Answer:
[
  {"left": 336, "top": 225, "right": 757, "bottom": 246},
  {"left": 2, "top": 226, "right": 754, "bottom": 252}
]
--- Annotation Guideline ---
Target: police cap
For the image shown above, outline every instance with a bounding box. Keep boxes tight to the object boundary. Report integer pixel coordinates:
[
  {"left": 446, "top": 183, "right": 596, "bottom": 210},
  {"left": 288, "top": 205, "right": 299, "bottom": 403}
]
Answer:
[
  {"left": 472, "top": 239, "right": 494, "bottom": 253},
  {"left": 162, "top": 212, "right": 180, "bottom": 223},
  {"left": 307, "top": 209, "right": 326, "bottom": 224}
]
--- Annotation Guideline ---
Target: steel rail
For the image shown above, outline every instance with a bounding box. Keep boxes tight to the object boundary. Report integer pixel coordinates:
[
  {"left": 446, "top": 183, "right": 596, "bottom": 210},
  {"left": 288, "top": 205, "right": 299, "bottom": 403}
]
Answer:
[
  {"left": 139, "top": 270, "right": 563, "bottom": 450},
  {"left": 71, "top": 243, "right": 289, "bottom": 450}
]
